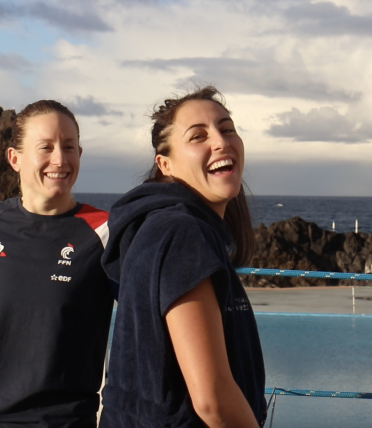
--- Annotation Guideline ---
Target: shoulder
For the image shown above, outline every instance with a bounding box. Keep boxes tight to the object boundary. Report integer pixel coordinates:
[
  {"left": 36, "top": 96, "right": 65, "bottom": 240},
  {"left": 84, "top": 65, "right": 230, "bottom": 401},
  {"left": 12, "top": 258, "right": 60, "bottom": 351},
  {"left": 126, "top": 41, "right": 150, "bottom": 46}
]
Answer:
[
  {"left": 145, "top": 205, "right": 209, "bottom": 237},
  {"left": 75, "top": 203, "right": 108, "bottom": 226},
  {"left": 0, "top": 197, "right": 19, "bottom": 217},
  {"left": 74, "top": 203, "right": 109, "bottom": 247},
  {"left": 147, "top": 208, "right": 228, "bottom": 315}
]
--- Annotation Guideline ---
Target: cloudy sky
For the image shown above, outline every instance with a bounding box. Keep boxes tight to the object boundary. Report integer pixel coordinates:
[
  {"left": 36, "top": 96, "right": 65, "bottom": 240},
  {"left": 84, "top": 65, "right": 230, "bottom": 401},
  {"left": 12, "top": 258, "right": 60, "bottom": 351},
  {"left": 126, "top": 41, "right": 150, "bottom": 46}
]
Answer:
[{"left": 1, "top": 0, "right": 372, "bottom": 196}]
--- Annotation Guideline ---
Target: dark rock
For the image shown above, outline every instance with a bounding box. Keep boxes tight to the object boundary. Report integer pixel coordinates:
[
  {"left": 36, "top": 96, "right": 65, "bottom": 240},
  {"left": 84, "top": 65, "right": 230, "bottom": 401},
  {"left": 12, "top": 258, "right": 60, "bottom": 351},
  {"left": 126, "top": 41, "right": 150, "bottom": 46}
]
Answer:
[
  {"left": 241, "top": 216, "right": 372, "bottom": 288},
  {"left": 0, "top": 106, "right": 18, "bottom": 200},
  {"left": 335, "top": 251, "right": 352, "bottom": 272}
]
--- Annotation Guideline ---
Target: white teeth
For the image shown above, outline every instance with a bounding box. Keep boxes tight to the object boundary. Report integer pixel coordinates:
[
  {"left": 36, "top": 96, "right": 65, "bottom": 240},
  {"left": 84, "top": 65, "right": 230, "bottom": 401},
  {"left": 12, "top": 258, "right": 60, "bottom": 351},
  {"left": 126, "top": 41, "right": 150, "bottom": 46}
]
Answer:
[
  {"left": 208, "top": 158, "right": 233, "bottom": 172},
  {"left": 46, "top": 173, "right": 68, "bottom": 179}
]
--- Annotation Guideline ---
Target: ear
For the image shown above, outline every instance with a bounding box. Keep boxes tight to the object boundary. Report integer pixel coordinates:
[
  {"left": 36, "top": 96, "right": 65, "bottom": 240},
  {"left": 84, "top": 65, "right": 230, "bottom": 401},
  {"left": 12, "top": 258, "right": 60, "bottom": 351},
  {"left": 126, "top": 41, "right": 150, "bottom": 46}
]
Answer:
[
  {"left": 7, "top": 147, "right": 21, "bottom": 172},
  {"left": 79, "top": 146, "right": 83, "bottom": 157},
  {"left": 155, "top": 154, "right": 172, "bottom": 176}
]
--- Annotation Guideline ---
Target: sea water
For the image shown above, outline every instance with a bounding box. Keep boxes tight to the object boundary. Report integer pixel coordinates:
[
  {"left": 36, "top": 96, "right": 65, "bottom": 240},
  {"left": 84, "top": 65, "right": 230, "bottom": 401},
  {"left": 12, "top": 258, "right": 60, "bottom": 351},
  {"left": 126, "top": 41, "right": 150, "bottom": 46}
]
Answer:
[
  {"left": 256, "top": 313, "right": 372, "bottom": 428},
  {"left": 75, "top": 193, "right": 372, "bottom": 233},
  {"left": 248, "top": 195, "right": 372, "bottom": 234}
]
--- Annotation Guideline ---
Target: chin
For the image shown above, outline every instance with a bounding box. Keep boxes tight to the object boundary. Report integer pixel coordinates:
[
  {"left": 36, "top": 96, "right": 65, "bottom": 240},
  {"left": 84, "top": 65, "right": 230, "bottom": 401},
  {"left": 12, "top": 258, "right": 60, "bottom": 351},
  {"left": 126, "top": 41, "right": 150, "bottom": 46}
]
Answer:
[
  {"left": 49, "top": 189, "right": 70, "bottom": 199},
  {"left": 221, "top": 190, "right": 240, "bottom": 202}
]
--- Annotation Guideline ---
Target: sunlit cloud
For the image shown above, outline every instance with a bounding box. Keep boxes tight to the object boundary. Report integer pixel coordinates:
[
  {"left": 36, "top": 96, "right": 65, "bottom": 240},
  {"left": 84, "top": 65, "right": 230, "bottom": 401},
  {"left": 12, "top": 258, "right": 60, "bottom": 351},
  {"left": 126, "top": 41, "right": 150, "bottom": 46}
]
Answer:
[
  {"left": 281, "top": 1, "right": 372, "bottom": 37},
  {"left": 0, "top": 0, "right": 112, "bottom": 33},
  {"left": 267, "top": 106, "right": 372, "bottom": 143},
  {"left": 66, "top": 96, "right": 124, "bottom": 117},
  {"left": 2, "top": 0, "right": 372, "bottom": 195},
  {"left": 122, "top": 56, "right": 359, "bottom": 101}
]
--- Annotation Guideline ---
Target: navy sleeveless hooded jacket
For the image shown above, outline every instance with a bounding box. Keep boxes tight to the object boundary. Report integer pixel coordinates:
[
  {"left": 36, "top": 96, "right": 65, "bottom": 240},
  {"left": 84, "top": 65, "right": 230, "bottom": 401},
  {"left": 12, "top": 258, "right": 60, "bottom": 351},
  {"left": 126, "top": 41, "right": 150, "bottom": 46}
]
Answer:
[{"left": 100, "top": 182, "right": 266, "bottom": 427}]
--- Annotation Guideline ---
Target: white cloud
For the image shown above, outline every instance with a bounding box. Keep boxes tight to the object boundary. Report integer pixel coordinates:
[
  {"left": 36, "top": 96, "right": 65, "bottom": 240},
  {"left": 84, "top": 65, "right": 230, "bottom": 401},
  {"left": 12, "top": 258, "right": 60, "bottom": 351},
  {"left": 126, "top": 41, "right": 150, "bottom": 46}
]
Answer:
[
  {"left": 280, "top": 1, "right": 372, "bottom": 37},
  {"left": 267, "top": 106, "right": 372, "bottom": 143},
  {"left": 2, "top": 0, "right": 372, "bottom": 196},
  {"left": 0, "top": 0, "right": 112, "bottom": 33},
  {"left": 121, "top": 55, "right": 359, "bottom": 101},
  {"left": 66, "top": 96, "right": 124, "bottom": 117}
]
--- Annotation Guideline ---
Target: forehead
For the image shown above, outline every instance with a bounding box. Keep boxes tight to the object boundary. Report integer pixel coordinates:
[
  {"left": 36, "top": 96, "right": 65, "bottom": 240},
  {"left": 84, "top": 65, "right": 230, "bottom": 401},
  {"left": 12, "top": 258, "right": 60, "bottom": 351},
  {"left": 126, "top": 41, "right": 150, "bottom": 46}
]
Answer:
[
  {"left": 23, "top": 112, "right": 78, "bottom": 139},
  {"left": 173, "top": 100, "right": 231, "bottom": 126}
]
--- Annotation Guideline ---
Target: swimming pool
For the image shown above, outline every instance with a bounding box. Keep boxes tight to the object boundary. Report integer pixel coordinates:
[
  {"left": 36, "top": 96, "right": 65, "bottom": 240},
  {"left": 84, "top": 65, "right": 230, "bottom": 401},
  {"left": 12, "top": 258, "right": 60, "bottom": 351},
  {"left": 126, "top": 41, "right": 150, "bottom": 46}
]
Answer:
[
  {"left": 256, "top": 313, "right": 372, "bottom": 428},
  {"left": 108, "top": 310, "right": 372, "bottom": 427}
]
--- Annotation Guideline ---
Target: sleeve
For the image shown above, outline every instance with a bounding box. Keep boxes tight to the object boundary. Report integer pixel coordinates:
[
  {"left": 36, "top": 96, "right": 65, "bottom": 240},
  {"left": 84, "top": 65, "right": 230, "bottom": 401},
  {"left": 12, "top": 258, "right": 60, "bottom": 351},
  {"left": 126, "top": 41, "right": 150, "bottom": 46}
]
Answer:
[{"left": 155, "top": 212, "right": 229, "bottom": 316}]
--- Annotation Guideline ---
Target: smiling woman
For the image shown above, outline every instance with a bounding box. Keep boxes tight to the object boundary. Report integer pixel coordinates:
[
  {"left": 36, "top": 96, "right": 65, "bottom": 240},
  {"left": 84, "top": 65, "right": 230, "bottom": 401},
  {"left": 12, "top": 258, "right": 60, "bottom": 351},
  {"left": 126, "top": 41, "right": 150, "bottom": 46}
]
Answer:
[
  {"left": 100, "top": 86, "right": 266, "bottom": 428},
  {"left": 0, "top": 100, "right": 114, "bottom": 427},
  {"left": 8, "top": 101, "right": 82, "bottom": 215}
]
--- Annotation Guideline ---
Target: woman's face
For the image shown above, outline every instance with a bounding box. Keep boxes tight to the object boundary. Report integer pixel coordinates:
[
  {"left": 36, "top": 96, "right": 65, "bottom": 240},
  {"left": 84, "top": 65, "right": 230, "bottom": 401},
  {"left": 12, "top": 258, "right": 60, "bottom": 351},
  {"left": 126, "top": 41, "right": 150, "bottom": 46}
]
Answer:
[
  {"left": 8, "top": 112, "right": 81, "bottom": 210},
  {"left": 156, "top": 100, "right": 244, "bottom": 217}
]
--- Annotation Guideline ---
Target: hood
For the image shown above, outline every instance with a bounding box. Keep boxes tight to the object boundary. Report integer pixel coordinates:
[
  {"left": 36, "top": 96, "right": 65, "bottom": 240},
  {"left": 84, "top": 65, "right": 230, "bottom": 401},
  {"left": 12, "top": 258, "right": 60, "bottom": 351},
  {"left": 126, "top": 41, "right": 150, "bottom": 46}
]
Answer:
[{"left": 102, "top": 182, "right": 229, "bottom": 284}]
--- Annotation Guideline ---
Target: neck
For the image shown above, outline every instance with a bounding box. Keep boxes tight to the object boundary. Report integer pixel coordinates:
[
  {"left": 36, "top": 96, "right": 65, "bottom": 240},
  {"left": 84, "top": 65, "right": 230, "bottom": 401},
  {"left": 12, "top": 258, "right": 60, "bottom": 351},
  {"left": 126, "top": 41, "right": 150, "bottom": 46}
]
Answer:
[
  {"left": 20, "top": 194, "right": 76, "bottom": 216},
  {"left": 206, "top": 202, "right": 226, "bottom": 218}
]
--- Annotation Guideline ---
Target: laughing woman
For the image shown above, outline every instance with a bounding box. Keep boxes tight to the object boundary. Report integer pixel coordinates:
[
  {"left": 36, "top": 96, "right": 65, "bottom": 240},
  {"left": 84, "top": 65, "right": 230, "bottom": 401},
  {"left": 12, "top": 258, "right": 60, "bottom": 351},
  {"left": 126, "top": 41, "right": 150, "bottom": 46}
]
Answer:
[
  {"left": 0, "top": 101, "right": 113, "bottom": 427},
  {"left": 100, "top": 86, "right": 266, "bottom": 428}
]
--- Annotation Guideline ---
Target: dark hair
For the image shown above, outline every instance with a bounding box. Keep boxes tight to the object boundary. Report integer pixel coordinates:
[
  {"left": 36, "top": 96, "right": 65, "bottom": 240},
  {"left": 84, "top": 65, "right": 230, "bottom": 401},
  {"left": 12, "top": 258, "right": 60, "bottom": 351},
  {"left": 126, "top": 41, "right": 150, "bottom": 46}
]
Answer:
[
  {"left": 145, "top": 85, "right": 254, "bottom": 266},
  {"left": 11, "top": 100, "right": 80, "bottom": 151}
]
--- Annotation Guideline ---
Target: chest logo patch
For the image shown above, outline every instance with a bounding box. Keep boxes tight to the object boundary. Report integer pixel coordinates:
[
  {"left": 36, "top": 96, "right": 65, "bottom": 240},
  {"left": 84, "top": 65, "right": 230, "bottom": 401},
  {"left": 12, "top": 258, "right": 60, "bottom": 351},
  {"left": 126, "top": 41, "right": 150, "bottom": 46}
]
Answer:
[
  {"left": 51, "top": 274, "right": 72, "bottom": 282},
  {"left": 0, "top": 242, "right": 6, "bottom": 257},
  {"left": 58, "top": 243, "right": 74, "bottom": 266}
]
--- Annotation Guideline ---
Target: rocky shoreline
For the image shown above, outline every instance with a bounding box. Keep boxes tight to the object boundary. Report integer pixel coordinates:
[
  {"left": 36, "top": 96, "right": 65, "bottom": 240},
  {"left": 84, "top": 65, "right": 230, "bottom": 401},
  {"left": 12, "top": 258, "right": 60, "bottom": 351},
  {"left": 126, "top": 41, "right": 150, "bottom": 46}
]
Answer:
[
  {"left": 0, "top": 106, "right": 18, "bottom": 201},
  {"left": 240, "top": 216, "right": 372, "bottom": 288}
]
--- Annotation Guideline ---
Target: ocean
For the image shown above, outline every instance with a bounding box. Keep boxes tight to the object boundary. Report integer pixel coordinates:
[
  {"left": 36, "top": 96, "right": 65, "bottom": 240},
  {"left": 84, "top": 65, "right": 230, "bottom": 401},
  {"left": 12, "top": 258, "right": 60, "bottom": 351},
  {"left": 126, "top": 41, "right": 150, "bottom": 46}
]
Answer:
[{"left": 74, "top": 193, "right": 372, "bottom": 233}]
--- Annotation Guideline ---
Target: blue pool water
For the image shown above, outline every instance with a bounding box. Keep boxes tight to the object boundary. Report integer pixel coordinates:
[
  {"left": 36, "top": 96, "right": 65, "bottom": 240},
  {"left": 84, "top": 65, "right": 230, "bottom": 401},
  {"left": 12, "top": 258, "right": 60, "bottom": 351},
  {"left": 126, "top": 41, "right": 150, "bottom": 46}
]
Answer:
[
  {"left": 108, "top": 311, "right": 372, "bottom": 427},
  {"left": 256, "top": 313, "right": 372, "bottom": 428}
]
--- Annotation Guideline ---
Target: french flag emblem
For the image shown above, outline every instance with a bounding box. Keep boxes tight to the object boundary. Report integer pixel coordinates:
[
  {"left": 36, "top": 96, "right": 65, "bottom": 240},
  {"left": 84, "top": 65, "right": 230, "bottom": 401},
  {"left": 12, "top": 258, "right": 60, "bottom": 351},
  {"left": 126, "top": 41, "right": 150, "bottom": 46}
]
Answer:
[{"left": 0, "top": 242, "right": 6, "bottom": 257}]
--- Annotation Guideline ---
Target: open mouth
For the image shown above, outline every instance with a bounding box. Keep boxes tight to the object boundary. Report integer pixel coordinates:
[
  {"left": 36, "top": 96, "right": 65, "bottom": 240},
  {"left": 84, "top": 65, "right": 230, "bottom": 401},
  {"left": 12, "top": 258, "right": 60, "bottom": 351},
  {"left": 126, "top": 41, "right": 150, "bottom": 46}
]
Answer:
[
  {"left": 207, "top": 159, "right": 234, "bottom": 174},
  {"left": 45, "top": 172, "right": 69, "bottom": 179}
]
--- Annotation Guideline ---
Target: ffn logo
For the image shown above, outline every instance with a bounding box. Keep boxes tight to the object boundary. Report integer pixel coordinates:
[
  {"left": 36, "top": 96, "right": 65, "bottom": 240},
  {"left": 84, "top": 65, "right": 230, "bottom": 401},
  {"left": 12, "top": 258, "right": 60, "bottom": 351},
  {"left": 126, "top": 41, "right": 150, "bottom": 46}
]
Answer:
[{"left": 58, "top": 244, "right": 74, "bottom": 266}]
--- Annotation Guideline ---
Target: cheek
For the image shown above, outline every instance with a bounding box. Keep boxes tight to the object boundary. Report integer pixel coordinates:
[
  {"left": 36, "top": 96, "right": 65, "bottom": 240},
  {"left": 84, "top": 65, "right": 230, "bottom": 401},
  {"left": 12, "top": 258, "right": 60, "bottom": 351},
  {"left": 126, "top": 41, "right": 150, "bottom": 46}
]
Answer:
[
  {"left": 73, "top": 155, "right": 81, "bottom": 169},
  {"left": 20, "top": 154, "right": 40, "bottom": 173},
  {"left": 237, "top": 141, "right": 245, "bottom": 167}
]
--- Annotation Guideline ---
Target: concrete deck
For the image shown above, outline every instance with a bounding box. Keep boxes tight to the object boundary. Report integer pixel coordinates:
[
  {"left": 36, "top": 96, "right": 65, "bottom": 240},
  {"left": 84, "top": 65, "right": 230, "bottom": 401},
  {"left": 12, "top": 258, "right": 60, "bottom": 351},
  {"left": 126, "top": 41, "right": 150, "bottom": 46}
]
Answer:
[{"left": 246, "top": 286, "right": 372, "bottom": 315}]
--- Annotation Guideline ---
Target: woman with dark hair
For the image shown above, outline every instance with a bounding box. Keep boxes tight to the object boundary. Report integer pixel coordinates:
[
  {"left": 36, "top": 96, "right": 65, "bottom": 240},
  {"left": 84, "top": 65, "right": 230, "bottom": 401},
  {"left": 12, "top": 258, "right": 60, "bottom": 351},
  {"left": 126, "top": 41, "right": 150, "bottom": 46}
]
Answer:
[
  {"left": 0, "top": 100, "right": 114, "bottom": 427},
  {"left": 100, "top": 86, "right": 266, "bottom": 427}
]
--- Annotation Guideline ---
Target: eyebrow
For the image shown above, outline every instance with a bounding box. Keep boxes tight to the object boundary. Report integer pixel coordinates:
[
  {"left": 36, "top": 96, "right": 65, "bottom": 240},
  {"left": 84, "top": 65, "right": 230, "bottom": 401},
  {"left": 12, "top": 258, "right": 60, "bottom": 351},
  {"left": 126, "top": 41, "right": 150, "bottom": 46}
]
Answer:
[
  {"left": 183, "top": 117, "right": 233, "bottom": 136},
  {"left": 37, "top": 138, "right": 78, "bottom": 143}
]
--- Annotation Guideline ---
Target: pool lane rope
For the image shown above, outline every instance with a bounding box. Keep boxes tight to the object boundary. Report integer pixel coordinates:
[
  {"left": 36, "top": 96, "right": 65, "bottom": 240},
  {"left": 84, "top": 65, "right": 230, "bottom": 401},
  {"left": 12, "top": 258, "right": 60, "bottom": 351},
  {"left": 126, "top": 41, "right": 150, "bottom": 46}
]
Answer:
[
  {"left": 235, "top": 267, "right": 372, "bottom": 281},
  {"left": 265, "top": 387, "right": 372, "bottom": 428},
  {"left": 265, "top": 387, "right": 372, "bottom": 399}
]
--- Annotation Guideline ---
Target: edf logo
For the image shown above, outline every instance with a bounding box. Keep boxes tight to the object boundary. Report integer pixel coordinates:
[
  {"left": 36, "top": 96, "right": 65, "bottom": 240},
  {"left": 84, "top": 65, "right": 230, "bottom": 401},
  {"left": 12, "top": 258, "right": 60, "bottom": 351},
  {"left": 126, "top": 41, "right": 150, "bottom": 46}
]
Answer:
[{"left": 51, "top": 275, "right": 72, "bottom": 282}]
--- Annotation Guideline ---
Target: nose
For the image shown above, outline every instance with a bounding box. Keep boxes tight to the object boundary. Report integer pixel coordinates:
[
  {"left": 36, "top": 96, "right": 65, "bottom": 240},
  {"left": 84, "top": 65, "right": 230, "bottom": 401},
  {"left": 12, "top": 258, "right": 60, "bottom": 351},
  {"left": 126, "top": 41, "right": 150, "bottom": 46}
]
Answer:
[
  {"left": 212, "top": 129, "right": 230, "bottom": 151},
  {"left": 50, "top": 146, "right": 66, "bottom": 167}
]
